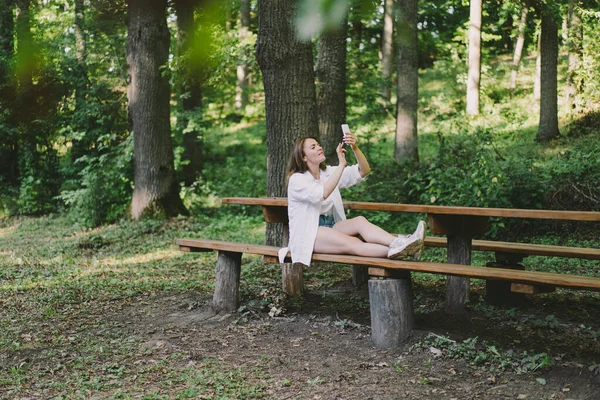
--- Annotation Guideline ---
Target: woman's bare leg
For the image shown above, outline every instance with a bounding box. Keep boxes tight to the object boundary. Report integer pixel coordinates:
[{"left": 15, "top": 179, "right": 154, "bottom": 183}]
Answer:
[
  {"left": 332, "top": 216, "right": 396, "bottom": 246},
  {"left": 314, "top": 226, "right": 389, "bottom": 258}
]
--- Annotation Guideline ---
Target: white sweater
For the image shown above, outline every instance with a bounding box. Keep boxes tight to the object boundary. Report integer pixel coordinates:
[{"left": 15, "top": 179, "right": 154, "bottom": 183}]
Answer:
[{"left": 278, "top": 164, "right": 364, "bottom": 266}]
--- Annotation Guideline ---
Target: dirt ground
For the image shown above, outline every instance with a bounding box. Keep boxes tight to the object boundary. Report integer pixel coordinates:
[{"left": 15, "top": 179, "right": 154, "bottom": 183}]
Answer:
[{"left": 113, "top": 280, "right": 600, "bottom": 400}]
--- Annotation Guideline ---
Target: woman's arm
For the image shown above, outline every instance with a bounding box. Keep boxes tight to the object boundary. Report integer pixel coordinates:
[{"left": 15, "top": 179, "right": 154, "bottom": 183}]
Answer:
[
  {"left": 322, "top": 143, "right": 347, "bottom": 199},
  {"left": 343, "top": 132, "right": 371, "bottom": 177}
]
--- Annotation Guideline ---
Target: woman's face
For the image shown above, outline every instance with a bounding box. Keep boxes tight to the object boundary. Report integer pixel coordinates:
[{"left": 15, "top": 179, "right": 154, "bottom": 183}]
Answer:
[{"left": 302, "top": 138, "right": 325, "bottom": 166}]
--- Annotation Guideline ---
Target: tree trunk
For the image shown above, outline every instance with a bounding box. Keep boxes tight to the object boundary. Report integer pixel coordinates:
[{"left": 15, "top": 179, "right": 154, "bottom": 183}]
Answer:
[
  {"left": 70, "top": 0, "right": 89, "bottom": 162},
  {"left": 174, "top": 0, "right": 203, "bottom": 187},
  {"left": 394, "top": 0, "right": 418, "bottom": 163},
  {"left": 534, "top": 28, "right": 541, "bottom": 100},
  {"left": 509, "top": 6, "right": 528, "bottom": 90},
  {"left": 127, "top": 0, "right": 187, "bottom": 219},
  {"left": 316, "top": 15, "right": 347, "bottom": 162},
  {"left": 466, "top": 0, "right": 482, "bottom": 116},
  {"left": 380, "top": 0, "right": 394, "bottom": 102},
  {"left": 0, "top": 0, "right": 17, "bottom": 184},
  {"left": 235, "top": 0, "right": 250, "bottom": 110},
  {"left": 256, "top": 0, "right": 318, "bottom": 247},
  {"left": 536, "top": 8, "right": 560, "bottom": 142},
  {"left": 564, "top": 0, "right": 582, "bottom": 113}
]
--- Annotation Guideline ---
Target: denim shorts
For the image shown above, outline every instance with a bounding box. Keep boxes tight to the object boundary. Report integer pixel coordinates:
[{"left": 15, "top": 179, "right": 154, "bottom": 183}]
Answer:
[{"left": 318, "top": 214, "right": 335, "bottom": 228}]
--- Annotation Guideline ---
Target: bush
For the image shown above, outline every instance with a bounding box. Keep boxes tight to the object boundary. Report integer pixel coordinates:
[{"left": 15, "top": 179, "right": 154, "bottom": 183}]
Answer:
[{"left": 58, "top": 134, "right": 133, "bottom": 228}]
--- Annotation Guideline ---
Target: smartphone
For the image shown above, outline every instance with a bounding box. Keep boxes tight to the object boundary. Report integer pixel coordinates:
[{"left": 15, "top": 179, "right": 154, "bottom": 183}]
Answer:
[{"left": 341, "top": 124, "right": 350, "bottom": 146}]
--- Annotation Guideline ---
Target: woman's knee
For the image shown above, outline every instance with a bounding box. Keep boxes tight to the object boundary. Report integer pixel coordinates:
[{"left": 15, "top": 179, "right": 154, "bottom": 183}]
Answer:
[{"left": 351, "top": 215, "right": 368, "bottom": 225}]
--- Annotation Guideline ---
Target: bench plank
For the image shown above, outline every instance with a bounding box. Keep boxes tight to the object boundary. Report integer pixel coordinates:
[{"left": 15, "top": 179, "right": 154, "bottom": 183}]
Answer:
[{"left": 176, "top": 238, "right": 600, "bottom": 292}]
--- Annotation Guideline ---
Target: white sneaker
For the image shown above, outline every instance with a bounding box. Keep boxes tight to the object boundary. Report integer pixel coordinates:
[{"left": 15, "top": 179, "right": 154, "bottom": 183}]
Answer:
[{"left": 387, "top": 221, "right": 426, "bottom": 260}]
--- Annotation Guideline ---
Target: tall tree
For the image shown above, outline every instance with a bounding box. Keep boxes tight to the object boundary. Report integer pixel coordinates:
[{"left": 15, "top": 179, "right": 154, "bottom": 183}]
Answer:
[
  {"left": 127, "top": 0, "right": 187, "bottom": 219},
  {"left": 394, "top": 0, "right": 418, "bottom": 162},
  {"left": 316, "top": 15, "right": 348, "bottom": 162},
  {"left": 509, "top": 4, "right": 528, "bottom": 90},
  {"left": 380, "top": 0, "right": 394, "bottom": 102},
  {"left": 564, "top": 0, "right": 582, "bottom": 112},
  {"left": 70, "top": 0, "right": 89, "bottom": 162},
  {"left": 256, "top": 0, "right": 318, "bottom": 246},
  {"left": 466, "top": 0, "right": 482, "bottom": 116},
  {"left": 533, "top": 25, "right": 541, "bottom": 100},
  {"left": 174, "top": 0, "right": 203, "bottom": 187},
  {"left": 535, "top": 4, "right": 560, "bottom": 142},
  {"left": 0, "top": 0, "right": 17, "bottom": 183},
  {"left": 235, "top": 0, "right": 251, "bottom": 110}
]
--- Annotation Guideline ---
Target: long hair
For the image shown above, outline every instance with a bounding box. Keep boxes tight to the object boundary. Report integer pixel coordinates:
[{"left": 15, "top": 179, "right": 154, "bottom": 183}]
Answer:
[{"left": 286, "top": 137, "right": 327, "bottom": 180}]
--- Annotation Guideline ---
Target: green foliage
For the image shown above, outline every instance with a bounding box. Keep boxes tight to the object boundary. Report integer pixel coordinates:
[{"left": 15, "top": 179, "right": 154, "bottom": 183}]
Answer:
[
  {"left": 413, "top": 333, "right": 552, "bottom": 373},
  {"left": 58, "top": 134, "right": 133, "bottom": 228}
]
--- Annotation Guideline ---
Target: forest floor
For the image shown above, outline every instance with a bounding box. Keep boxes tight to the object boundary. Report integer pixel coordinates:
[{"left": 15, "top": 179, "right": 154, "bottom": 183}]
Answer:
[
  {"left": 5, "top": 278, "right": 600, "bottom": 399},
  {"left": 2, "top": 216, "right": 600, "bottom": 399}
]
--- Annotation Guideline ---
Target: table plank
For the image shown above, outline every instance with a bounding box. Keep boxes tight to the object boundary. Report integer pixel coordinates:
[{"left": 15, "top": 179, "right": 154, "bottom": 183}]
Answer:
[{"left": 221, "top": 197, "right": 600, "bottom": 222}]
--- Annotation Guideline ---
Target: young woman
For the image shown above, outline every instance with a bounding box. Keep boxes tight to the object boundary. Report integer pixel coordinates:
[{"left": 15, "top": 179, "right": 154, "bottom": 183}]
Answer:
[{"left": 277, "top": 131, "right": 425, "bottom": 266}]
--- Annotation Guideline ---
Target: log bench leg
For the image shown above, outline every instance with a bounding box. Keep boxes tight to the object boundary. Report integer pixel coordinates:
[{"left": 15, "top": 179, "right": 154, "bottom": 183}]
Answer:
[
  {"left": 352, "top": 265, "right": 369, "bottom": 287},
  {"left": 282, "top": 262, "right": 303, "bottom": 295},
  {"left": 485, "top": 253, "right": 526, "bottom": 307},
  {"left": 368, "top": 272, "right": 414, "bottom": 348},
  {"left": 212, "top": 251, "right": 242, "bottom": 313}
]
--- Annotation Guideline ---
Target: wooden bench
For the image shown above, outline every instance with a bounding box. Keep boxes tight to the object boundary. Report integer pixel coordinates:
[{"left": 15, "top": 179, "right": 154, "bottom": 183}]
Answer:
[
  {"left": 220, "top": 197, "right": 600, "bottom": 310},
  {"left": 176, "top": 237, "right": 600, "bottom": 348}
]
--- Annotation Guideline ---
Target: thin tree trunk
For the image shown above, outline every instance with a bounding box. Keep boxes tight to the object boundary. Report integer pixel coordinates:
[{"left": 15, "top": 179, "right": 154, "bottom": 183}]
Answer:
[
  {"left": 394, "top": 0, "right": 418, "bottom": 163},
  {"left": 536, "top": 8, "right": 560, "bottom": 142},
  {"left": 256, "top": 0, "right": 318, "bottom": 246},
  {"left": 71, "top": 0, "right": 89, "bottom": 162},
  {"left": 316, "top": 15, "right": 347, "bottom": 162},
  {"left": 509, "top": 6, "right": 528, "bottom": 90},
  {"left": 534, "top": 24, "right": 541, "bottom": 100},
  {"left": 380, "top": 0, "right": 394, "bottom": 102},
  {"left": 127, "top": 0, "right": 187, "bottom": 219},
  {"left": 235, "top": 0, "right": 250, "bottom": 110},
  {"left": 466, "top": 0, "right": 482, "bottom": 116},
  {"left": 565, "top": 0, "right": 582, "bottom": 113},
  {"left": 175, "top": 0, "right": 203, "bottom": 186}
]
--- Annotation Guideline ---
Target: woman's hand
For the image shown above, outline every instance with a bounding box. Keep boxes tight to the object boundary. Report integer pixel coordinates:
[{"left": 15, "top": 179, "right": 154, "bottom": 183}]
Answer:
[
  {"left": 342, "top": 131, "right": 358, "bottom": 150},
  {"left": 336, "top": 143, "right": 347, "bottom": 167}
]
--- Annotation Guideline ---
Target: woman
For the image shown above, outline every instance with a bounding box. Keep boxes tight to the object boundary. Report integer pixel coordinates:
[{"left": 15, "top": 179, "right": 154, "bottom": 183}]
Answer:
[{"left": 278, "top": 131, "right": 426, "bottom": 266}]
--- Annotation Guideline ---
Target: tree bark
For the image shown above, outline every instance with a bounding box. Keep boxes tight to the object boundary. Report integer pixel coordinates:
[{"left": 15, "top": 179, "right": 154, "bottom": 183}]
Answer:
[
  {"left": 509, "top": 6, "right": 528, "bottom": 90},
  {"left": 380, "top": 0, "right": 394, "bottom": 102},
  {"left": 174, "top": 0, "right": 203, "bottom": 187},
  {"left": 256, "top": 0, "right": 318, "bottom": 247},
  {"left": 394, "top": 0, "right": 418, "bottom": 163},
  {"left": 316, "top": 15, "right": 347, "bottom": 162},
  {"left": 536, "top": 8, "right": 560, "bottom": 142},
  {"left": 466, "top": 0, "right": 482, "bottom": 116},
  {"left": 235, "top": 0, "right": 251, "bottom": 110},
  {"left": 70, "top": 0, "right": 89, "bottom": 162},
  {"left": 127, "top": 0, "right": 187, "bottom": 219},
  {"left": 564, "top": 0, "right": 582, "bottom": 113},
  {"left": 534, "top": 28, "right": 541, "bottom": 100},
  {"left": 0, "top": 0, "right": 17, "bottom": 184}
]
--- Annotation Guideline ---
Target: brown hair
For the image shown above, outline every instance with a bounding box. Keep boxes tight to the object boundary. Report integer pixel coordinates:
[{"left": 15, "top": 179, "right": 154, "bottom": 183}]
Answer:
[{"left": 286, "top": 137, "right": 327, "bottom": 180}]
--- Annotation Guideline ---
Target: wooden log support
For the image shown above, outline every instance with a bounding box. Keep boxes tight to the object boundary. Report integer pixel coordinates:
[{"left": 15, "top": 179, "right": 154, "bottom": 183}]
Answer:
[
  {"left": 212, "top": 251, "right": 242, "bottom": 313},
  {"left": 352, "top": 265, "right": 369, "bottom": 287},
  {"left": 511, "top": 283, "right": 556, "bottom": 294},
  {"left": 369, "top": 276, "right": 414, "bottom": 348},
  {"left": 282, "top": 262, "right": 303, "bottom": 295},
  {"left": 429, "top": 213, "right": 488, "bottom": 315},
  {"left": 485, "top": 260, "right": 526, "bottom": 307}
]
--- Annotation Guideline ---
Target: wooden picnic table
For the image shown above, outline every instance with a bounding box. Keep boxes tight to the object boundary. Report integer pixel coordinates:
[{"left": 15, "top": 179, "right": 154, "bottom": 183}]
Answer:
[{"left": 222, "top": 197, "right": 600, "bottom": 313}]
